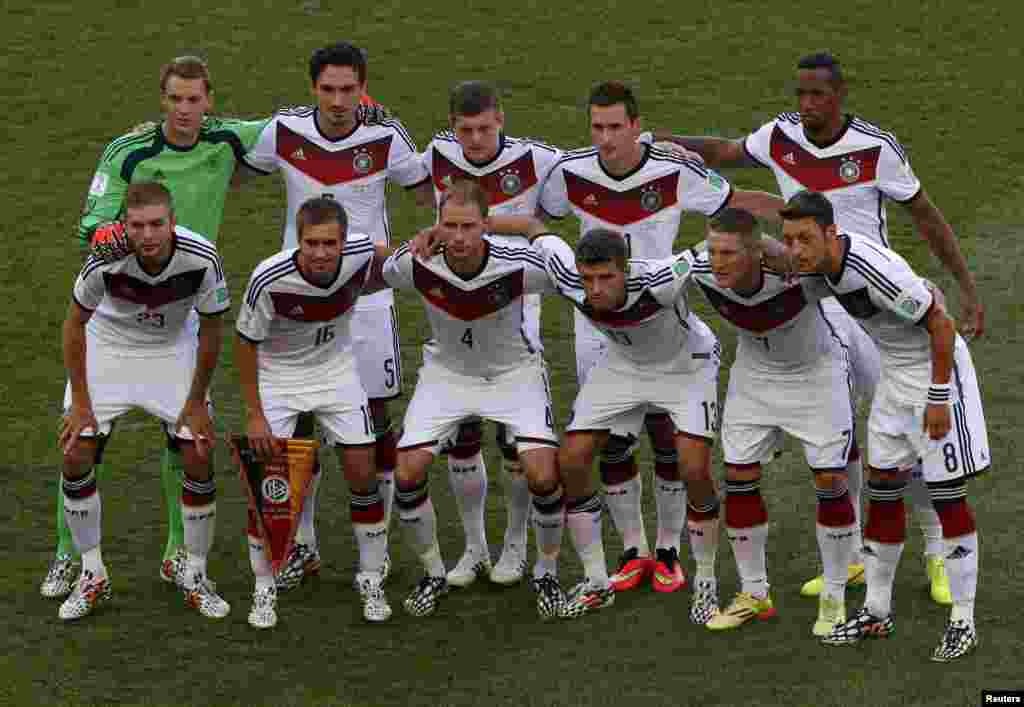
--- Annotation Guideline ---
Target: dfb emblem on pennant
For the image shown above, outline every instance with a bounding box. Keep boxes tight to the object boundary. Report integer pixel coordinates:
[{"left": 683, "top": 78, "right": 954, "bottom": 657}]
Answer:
[
  {"left": 640, "top": 189, "right": 663, "bottom": 212},
  {"left": 353, "top": 150, "right": 374, "bottom": 175},
  {"left": 500, "top": 172, "right": 522, "bottom": 196},
  {"left": 839, "top": 159, "right": 861, "bottom": 183},
  {"left": 233, "top": 436, "right": 319, "bottom": 574}
]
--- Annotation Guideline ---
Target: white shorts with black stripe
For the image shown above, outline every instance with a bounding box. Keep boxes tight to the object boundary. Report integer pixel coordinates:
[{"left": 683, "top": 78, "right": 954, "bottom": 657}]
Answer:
[
  {"left": 351, "top": 305, "right": 402, "bottom": 400},
  {"left": 261, "top": 366, "right": 375, "bottom": 448},
  {"left": 398, "top": 353, "right": 557, "bottom": 454},
  {"left": 722, "top": 343, "right": 854, "bottom": 469},
  {"left": 868, "top": 341, "right": 990, "bottom": 482}
]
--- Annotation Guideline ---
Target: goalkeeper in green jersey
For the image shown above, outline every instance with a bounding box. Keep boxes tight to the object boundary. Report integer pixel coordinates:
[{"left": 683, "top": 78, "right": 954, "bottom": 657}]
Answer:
[{"left": 41, "top": 56, "right": 267, "bottom": 599}]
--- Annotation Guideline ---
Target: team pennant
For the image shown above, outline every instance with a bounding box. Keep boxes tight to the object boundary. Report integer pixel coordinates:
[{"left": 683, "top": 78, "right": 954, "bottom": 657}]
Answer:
[{"left": 232, "top": 435, "right": 320, "bottom": 575}]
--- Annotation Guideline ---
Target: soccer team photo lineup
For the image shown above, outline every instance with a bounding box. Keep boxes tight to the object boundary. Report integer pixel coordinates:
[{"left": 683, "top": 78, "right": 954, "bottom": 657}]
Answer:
[{"left": 51, "top": 40, "right": 992, "bottom": 666}]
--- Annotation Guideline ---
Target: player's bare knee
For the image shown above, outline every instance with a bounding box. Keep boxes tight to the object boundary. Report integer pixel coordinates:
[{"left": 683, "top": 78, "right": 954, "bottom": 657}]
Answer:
[
  {"left": 520, "top": 447, "right": 559, "bottom": 494},
  {"left": 63, "top": 437, "right": 98, "bottom": 471},
  {"left": 180, "top": 445, "right": 212, "bottom": 482},
  {"left": 814, "top": 469, "right": 847, "bottom": 492},
  {"left": 868, "top": 465, "right": 910, "bottom": 486},
  {"left": 725, "top": 462, "right": 762, "bottom": 483},
  {"left": 396, "top": 447, "right": 432, "bottom": 487},
  {"left": 676, "top": 434, "right": 712, "bottom": 482},
  {"left": 561, "top": 431, "right": 600, "bottom": 475},
  {"left": 339, "top": 444, "right": 376, "bottom": 491}
]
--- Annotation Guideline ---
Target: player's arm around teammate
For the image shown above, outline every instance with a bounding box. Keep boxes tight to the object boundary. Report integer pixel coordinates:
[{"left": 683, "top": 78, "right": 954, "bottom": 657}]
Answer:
[
  {"left": 235, "top": 197, "right": 391, "bottom": 628},
  {"left": 380, "top": 181, "right": 566, "bottom": 620}
]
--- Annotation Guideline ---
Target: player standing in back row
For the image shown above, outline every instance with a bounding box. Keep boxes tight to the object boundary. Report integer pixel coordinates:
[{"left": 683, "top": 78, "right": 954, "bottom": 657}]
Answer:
[
  {"left": 650, "top": 53, "right": 984, "bottom": 602},
  {"left": 417, "top": 80, "right": 563, "bottom": 588},
  {"left": 241, "top": 42, "right": 431, "bottom": 589},
  {"left": 539, "top": 81, "right": 784, "bottom": 594}
]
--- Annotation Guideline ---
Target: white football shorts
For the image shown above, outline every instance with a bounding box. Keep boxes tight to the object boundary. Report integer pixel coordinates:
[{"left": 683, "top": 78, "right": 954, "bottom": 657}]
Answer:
[
  {"left": 722, "top": 345, "right": 854, "bottom": 470},
  {"left": 261, "top": 367, "right": 375, "bottom": 447},
  {"left": 351, "top": 305, "right": 402, "bottom": 400},
  {"left": 868, "top": 341, "right": 990, "bottom": 482},
  {"left": 398, "top": 353, "right": 557, "bottom": 454},
  {"left": 568, "top": 346, "right": 721, "bottom": 441},
  {"left": 62, "top": 337, "right": 204, "bottom": 440}
]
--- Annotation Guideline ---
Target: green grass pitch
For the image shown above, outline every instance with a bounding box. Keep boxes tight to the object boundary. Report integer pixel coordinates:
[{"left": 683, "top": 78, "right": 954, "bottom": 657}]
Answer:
[{"left": 4, "top": 1, "right": 1022, "bottom": 705}]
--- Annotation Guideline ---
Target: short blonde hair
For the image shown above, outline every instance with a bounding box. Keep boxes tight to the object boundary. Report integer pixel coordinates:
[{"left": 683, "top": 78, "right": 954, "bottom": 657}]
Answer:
[
  {"left": 125, "top": 181, "right": 174, "bottom": 214},
  {"left": 160, "top": 55, "right": 212, "bottom": 93},
  {"left": 439, "top": 179, "right": 489, "bottom": 219}
]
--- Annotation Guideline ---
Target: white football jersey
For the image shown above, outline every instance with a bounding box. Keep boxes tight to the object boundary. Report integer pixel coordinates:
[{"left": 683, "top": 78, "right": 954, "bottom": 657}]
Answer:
[
  {"left": 824, "top": 234, "right": 937, "bottom": 404},
  {"left": 691, "top": 253, "right": 835, "bottom": 376},
  {"left": 540, "top": 145, "right": 732, "bottom": 259},
  {"left": 73, "top": 226, "right": 229, "bottom": 356},
  {"left": 533, "top": 235, "right": 717, "bottom": 372},
  {"left": 236, "top": 235, "right": 375, "bottom": 390},
  {"left": 744, "top": 113, "right": 921, "bottom": 247},
  {"left": 421, "top": 131, "right": 562, "bottom": 223},
  {"left": 381, "top": 237, "right": 554, "bottom": 378},
  {"left": 243, "top": 107, "right": 428, "bottom": 308}
]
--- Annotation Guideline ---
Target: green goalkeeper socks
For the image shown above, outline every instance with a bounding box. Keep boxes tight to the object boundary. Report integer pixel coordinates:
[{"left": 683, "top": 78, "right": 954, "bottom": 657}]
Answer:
[{"left": 162, "top": 447, "right": 186, "bottom": 561}]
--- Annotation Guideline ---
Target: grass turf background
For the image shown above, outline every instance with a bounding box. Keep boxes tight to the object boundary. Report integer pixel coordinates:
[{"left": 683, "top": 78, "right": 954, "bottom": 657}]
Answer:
[{"left": 4, "top": 1, "right": 1022, "bottom": 705}]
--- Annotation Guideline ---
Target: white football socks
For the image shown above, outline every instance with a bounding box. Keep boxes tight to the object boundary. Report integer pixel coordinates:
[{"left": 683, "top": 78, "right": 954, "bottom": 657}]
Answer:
[
  {"left": 654, "top": 477, "right": 686, "bottom": 553},
  {"left": 295, "top": 467, "right": 322, "bottom": 547},
  {"left": 448, "top": 453, "right": 488, "bottom": 553},
  {"left": 604, "top": 475, "right": 649, "bottom": 557},
  {"left": 248, "top": 535, "right": 274, "bottom": 591},
  {"left": 398, "top": 497, "right": 446, "bottom": 578},
  {"left": 502, "top": 460, "right": 531, "bottom": 549},
  {"left": 863, "top": 540, "right": 904, "bottom": 618}
]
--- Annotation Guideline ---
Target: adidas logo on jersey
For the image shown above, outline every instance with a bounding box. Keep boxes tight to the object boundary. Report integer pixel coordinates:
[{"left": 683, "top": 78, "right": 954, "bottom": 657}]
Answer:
[
  {"left": 291, "top": 148, "right": 307, "bottom": 161},
  {"left": 289, "top": 305, "right": 304, "bottom": 316},
  {"left": 782, "top": 152, "right": 797, "bottom": 165},
  {"left": 583, "top": 194, "right": 598, "bottom": 207}
]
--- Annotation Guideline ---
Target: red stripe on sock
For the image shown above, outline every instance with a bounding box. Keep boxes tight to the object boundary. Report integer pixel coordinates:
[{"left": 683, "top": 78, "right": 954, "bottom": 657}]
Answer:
[
  {"left": 864, "top": 499, "right": 906, "bottom": 544},
  {"left": 654, "top": 462, "right": 677, "bottom": 481},
  {"left": 600, "top": 458, "right": 638, "bottom": 485},
  {"left": 725, "top": 491, "right": 767, "bottom": 528},
  {"left": 817, "top": 493, "right": 856, "bottom": 527},
  {"left": 351, "top": 501, "right": 385, "bottom": 524},
  {"left": 934, "top": 498, "right": 976, "bottom": 538},
  {"left": 182, "top": 489, "right": 215, "bottom": 506}
]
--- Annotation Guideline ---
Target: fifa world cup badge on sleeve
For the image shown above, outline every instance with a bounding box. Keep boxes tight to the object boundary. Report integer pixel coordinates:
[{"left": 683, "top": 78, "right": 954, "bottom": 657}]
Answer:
[{"left": 233, "top": 436, "right": 319, "bottom": 574}]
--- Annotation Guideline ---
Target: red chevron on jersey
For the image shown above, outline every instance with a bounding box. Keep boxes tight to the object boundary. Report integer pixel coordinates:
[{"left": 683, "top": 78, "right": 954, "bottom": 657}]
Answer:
[
  {"left": 432, "top": 150, "right": 539, "bottom": 207},
  {"left": 269, "top": 262, "right": 369, "bottom": 322},
  {"left": 564, "top": 171, "right": 679, "bottom": 226},
  {"left": 698, "top": 280, "right": 808, "bottom": 333},
  {"left": 276, "top": 123, "right": 391, "bottom": 185},
  {"left": 413, "top": 260, "right": 524, "bottom": 321},
  {"left": 103, "top": 269, "right": 206, "bottom": 310},
  {"left": 769, "top": 126, "right": 880, "bottom": 192},
  {"left": 579, "top": 291, "right": 663, "bottom": 327}
]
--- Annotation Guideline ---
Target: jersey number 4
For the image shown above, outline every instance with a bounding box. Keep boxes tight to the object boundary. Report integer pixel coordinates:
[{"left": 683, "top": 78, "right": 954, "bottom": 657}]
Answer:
[{"left": 461, "top": 327, "right": 474, "bottom": 348}]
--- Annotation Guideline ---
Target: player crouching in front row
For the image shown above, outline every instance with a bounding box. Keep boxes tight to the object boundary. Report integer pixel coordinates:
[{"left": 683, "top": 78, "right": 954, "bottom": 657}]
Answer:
[
  {"left": 58, "top": 182, "right": 230, "bottom": 621},
  {"left": 781, "top": 191, "right": 989, "bottom": 661},
  {"left": 235, "top": 197, "right": 398, "bottom": 628},
  {"left": 388, "top": 180, "right": 566, "bottom": 619},
  {"left": 483, "top": 213, "right": 722, "bottom": 621}
]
